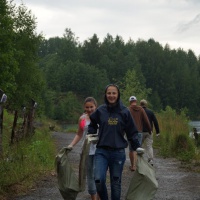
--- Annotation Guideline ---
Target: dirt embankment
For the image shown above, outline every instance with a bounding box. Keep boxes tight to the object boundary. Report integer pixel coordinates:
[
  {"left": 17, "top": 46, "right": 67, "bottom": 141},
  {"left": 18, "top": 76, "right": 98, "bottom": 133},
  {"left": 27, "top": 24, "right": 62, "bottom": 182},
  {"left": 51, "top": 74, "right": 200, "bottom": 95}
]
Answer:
[{"left": 13, "top": 132, "right": 200, "bottom": 200}]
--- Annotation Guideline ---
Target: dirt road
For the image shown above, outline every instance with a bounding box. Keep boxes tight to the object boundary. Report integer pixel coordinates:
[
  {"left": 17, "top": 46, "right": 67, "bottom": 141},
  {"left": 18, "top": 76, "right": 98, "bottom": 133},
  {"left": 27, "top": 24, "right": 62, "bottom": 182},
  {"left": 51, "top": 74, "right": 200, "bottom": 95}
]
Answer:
[{"left": 14, "top": 132, "right": 200, "bottom": 200}]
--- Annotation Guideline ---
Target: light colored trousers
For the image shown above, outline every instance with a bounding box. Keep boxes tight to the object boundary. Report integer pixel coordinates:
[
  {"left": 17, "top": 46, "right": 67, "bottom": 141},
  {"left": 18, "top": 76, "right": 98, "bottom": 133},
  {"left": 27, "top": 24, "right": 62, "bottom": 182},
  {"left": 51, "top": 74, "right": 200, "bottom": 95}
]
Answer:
[{"left": 142, "top": 132, "right": 153, "bottom": 161}]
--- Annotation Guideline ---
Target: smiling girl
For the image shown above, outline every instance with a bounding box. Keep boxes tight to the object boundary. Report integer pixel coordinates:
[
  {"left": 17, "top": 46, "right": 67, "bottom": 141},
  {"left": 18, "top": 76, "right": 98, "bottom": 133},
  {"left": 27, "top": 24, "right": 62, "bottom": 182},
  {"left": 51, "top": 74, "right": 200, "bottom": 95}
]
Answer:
[
  {"left": 88, "top": 84, "right": 140, "bottom": 200},
  {"left": 68, "top": 97, "right": 100, "bottom": 200}
]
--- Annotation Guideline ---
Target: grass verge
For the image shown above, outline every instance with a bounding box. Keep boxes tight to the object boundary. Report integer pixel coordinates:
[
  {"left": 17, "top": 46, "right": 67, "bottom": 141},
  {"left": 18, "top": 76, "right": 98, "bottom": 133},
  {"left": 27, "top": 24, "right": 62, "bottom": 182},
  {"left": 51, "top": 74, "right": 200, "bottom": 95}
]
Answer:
[{"left": 0, "top": 111, "right": 57, "bottom": 199}]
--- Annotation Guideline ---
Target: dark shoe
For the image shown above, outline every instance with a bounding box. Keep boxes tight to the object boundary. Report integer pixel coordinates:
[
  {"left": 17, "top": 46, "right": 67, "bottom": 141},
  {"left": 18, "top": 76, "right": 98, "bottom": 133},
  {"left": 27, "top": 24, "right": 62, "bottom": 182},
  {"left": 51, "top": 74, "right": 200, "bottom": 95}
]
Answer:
[{"left": 148, "top": 159, "right": 154, "bottom": 166}]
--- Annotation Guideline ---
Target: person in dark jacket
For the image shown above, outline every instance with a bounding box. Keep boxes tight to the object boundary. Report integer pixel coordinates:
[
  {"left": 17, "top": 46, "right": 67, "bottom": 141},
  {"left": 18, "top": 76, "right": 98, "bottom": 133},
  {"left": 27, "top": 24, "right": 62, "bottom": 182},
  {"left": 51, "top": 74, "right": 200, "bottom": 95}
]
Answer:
[
  {"left": 140, "top": 99, "right": 160, "bottom": 166},
  {"left": 128, "top": 96, "right": 152, "bottom": 171},
  {"left": 88, "top": 84, "right": 140, "bottom": 200}
]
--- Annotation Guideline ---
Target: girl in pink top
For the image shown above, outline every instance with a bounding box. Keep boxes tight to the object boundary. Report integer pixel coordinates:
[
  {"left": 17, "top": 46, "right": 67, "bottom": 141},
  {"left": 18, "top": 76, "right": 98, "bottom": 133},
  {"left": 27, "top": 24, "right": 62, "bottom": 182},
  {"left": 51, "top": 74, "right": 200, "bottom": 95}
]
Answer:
[{"left": 68, "top": 97, "right": 100, "bottom": 200}]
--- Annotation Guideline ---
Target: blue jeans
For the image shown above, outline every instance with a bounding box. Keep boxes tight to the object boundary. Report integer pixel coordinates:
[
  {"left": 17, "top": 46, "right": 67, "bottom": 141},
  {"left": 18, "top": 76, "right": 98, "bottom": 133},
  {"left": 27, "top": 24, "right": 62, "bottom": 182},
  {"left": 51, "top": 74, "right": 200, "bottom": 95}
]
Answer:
[
  {"left": 94, "top": 148, "right": 126, "bottom": 200},
  {"left": 87, "top": 155, "right": 97, "bottom": 195}
]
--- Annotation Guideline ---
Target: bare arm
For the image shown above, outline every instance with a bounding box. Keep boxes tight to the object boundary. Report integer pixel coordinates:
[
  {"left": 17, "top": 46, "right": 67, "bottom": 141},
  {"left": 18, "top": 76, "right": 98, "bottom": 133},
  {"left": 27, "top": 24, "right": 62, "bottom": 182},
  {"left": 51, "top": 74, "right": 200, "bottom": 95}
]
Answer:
[{"left": 68, "top": 117, "right": 84, "bottom": 147}]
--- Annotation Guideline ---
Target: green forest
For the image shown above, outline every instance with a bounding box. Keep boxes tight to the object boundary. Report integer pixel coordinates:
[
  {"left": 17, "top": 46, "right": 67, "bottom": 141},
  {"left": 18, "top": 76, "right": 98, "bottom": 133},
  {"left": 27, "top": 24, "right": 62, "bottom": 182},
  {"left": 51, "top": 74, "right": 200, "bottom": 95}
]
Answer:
[{"left": 1, "top": 0, "right": 200, "bottom": 123}]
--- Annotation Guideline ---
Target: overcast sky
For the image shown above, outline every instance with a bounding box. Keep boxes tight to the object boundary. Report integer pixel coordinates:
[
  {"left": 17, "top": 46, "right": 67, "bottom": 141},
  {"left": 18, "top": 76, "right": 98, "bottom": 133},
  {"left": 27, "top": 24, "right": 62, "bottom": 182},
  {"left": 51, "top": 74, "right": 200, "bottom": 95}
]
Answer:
[{"left": 14, "top": 0, "right": 200, "bottom": 57}]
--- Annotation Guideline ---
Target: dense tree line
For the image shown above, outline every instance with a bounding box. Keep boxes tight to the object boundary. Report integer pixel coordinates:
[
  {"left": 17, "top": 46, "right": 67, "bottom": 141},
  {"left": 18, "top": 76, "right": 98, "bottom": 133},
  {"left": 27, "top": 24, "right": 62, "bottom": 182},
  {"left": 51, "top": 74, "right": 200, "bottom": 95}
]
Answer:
[
  {"left": 0, "top": 0, "right": 45, "bottom": 115},
  {"left": 39, "top": 29, "right": 200, "bottom": 120},
  {"left": 1, "top": 1, "right": 200, "bottom": 123}
]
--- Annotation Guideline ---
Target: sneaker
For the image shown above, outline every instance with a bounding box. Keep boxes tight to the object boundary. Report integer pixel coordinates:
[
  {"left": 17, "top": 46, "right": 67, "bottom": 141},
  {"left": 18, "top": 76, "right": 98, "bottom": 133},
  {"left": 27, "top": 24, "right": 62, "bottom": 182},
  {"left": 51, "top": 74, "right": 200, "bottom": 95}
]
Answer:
[
  {"left": 148, "top": 159, "right": 154, "bottom": 166},
  {"left": 136, "top": 147, "right": 145, "bottom": 155}
]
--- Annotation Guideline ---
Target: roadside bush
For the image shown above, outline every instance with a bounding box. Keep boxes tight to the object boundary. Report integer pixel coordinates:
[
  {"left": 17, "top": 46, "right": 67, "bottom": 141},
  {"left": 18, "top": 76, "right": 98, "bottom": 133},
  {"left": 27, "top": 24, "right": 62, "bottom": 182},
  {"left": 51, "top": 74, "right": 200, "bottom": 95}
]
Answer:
[
  {"left": 172, "top": 134, "right": 196, "bottom": 162},
  {"left": 154, "top": 106, "right": 197, "bottom": 162},
  {"left": 0, "top": 111, "right": 56, "bottom": 197},
  {"left": 157, "top": 130, "right": 172, "bottom": 158}
]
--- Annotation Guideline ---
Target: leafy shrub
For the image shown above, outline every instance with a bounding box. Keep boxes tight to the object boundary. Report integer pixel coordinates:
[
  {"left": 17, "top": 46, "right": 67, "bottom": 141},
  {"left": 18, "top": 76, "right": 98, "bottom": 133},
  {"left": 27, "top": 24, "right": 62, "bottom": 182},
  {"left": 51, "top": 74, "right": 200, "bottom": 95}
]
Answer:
[
  {"left": 0, "top": 112, "right": 56, "bottom": 197},
  {"left": 172, "top": 134, "right": 195, "bottom": 162},
  {"left": 154, "top": 106, "right": 197, "bottom": 162}
]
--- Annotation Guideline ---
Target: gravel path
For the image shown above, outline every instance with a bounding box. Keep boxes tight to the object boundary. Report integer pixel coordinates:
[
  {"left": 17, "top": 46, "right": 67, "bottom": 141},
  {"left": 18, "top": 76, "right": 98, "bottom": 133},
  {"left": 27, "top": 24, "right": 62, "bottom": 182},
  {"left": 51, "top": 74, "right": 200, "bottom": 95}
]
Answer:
[{"left": 14, "top": 132, "right": 200, "bottom": 200}]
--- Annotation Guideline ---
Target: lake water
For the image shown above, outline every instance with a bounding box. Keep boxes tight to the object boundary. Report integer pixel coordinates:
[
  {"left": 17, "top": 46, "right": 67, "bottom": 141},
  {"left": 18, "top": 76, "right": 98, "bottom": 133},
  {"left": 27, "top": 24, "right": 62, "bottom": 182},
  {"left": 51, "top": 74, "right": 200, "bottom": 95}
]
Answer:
[
  {"left": 189, "top": 121, "right": 200, "bottom": 130},
  {"left": 189, "top": 121, "right": 200, "bottom": 138}
]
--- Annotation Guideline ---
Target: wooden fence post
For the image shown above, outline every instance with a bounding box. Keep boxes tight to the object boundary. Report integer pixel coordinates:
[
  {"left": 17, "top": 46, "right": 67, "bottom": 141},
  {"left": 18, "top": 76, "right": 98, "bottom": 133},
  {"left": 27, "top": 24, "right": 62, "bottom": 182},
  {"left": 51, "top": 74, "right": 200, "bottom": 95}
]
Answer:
[
  {"left": 10, "top": 110, "right": 18, "bottom": 144},
  {"left": 27, "top": 99, "right": 37, "bottom": 135},
  {"left": 21, "top": 106, "right": 28, "bottom": 137},
  {"left": 0, "top": 89, "right": 7, "bottom": 156},
  {"left": 0, "top": 103, "right": 3, "bottom": 156}
]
